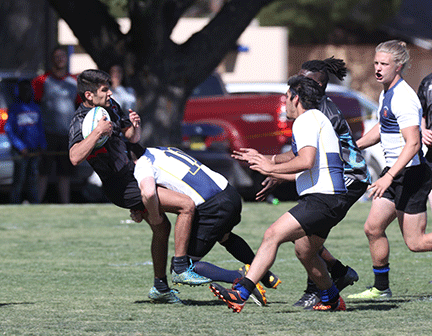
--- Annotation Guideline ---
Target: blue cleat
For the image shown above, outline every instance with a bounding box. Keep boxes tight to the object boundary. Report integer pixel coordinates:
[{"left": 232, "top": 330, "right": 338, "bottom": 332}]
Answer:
[
  {"left": 148, "top": 287, "right": 183, "bottom": 304},
  {"left": 171, "top": 260, "right": 212, "bottom": 286}
]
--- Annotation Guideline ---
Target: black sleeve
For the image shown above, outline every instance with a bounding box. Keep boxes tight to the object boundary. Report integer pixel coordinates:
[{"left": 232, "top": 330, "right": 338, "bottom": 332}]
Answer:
[
  {"left": 110, "top": 98, "right": 132, "bottom": 130},
  {"left": 418, "top": 75, "right": 432, "bottom": 128},
  {"left": 320, "top": 96, "right": 346, "bottom": 136},
  {"left": 68, "top": 114, "right": 85, "bottom": 150}
]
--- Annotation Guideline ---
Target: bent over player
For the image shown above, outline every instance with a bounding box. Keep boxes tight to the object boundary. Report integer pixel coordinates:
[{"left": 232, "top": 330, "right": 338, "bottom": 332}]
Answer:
[{"left": 131, "top": 145, "right": 281, "bottom": 304}]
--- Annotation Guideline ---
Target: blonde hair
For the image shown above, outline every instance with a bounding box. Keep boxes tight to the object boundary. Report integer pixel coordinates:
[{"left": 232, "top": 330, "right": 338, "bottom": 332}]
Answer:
[{"left": 376, "top": 40, "right": 410, "bottom": 71}]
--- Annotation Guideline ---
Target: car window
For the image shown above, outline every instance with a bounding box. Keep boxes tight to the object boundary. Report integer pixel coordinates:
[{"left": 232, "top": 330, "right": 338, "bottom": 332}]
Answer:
[{"left": 190, "top": 73, "right": 226, "bottom": 98}]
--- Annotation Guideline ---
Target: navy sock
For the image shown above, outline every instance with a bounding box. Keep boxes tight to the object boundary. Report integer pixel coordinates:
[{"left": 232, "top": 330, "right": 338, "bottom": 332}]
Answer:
[
  {"left": 235, "top": 277, "right": 255, "bottom": 300},
  {"left": 373, "top": 264, "right": 390, "bottom": 290},
  {"left": 319, "top": 283, "right": 339, "bottom": 304},
  {"left": 193, "top": 261, "right": 241, "bottom": 283}
]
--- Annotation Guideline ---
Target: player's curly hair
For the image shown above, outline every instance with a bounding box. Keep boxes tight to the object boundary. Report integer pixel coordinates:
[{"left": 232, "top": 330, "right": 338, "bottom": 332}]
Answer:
[
  {"left": 287, "top": 75, "right": 324, "bottom": 110},
  {"left": 301, "top": 56, "right": 347, "bottom": 89}
]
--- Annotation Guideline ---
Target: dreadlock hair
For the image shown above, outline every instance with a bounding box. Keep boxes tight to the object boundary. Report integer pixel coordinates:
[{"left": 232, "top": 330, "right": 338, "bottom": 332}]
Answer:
[{"left": 301, "top": 56, "right": 347, "bottom": 89}]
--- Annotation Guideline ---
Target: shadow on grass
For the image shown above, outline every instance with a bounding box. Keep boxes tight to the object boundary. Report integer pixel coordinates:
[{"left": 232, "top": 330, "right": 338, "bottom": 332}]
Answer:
[
  {"left": 345, "top": 297, "right": 416, "bottom": 311},
  {"left": 134, "top": 299, "right": 227, "bottom": 306},
  {"left": 0, "top": 302, "right": 34, "bottom": 307}
]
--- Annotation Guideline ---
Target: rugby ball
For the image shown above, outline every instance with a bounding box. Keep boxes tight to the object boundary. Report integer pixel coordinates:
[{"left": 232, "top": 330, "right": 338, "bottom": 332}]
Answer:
[{"left": 82, "top": 106, "right": 111, "bottom": 148}]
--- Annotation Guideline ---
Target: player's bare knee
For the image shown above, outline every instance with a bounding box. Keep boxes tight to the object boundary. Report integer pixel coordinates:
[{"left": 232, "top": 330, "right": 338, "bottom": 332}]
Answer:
[
  {"left": 179, "top": 197, "right": 195, "bottom": 216},
  {"left": 364, "top": 222, "right": 383, "bottom": 239},
  {"left": 294, "top": 247, "right": 308, "bottom": 262},
  {"left": 405, "top": 240, "right": 425, "bottom": 252},
  {"left": 262, "top": 227, "right": 283, "bottom": 247}
]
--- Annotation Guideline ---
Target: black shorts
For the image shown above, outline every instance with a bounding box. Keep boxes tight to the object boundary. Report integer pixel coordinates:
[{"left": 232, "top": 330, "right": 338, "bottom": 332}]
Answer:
[
  {"left": 289, "top": 193, "right": 349, "bottom": 239},
  {"left": 342, "top": 180, "right": 369, "bottom": 212},
  {"left": 102, "top": 164, "right": 145, "bottom": 211},
  {"left": 187, "top": 184, "right": 242, "bottom": 258},
  {"left": 39, "top": 133, "right": 73, "bottom": 176},
  {"left": 381, "top": 164, "right": 432, "bottom": 214}
]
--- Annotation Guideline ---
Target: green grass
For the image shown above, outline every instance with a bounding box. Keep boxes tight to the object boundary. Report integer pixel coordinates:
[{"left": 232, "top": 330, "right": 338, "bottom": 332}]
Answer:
[{"left": 0, "top": 201, "right": 432, "bottom": 335}]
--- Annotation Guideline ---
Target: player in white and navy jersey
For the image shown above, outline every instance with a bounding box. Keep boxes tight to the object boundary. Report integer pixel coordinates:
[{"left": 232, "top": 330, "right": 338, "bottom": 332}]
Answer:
[
  {"left": 349, "top": 40, "right": 432, "bottom": 300},
  {"left": 135, "top": 146, "right": 228, "bottom": 207},
  {"left": 133, "top": 146, "right": 280, "bottom": 305},
  {"left": 210, "top": 75, "right": 349, "bottom": 313},
  {"left": 233, "top": 58, "right": 368, "bottom": 309}
]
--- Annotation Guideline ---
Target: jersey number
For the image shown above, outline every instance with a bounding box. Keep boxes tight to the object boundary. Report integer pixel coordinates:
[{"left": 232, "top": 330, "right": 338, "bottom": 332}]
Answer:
[{"left": 163, "top": 147, "right": 202, "bottom": 175}]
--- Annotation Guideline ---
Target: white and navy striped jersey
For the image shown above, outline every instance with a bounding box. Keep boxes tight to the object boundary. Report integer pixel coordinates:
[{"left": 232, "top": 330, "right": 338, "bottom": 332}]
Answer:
[
  {"left": 134, "top": 147, "right": 228, "bottom": 206},
  {"left": 378, "top": 79, "right": 423, "bottom": 167},
  {"left": 292, "top": 109, "right": 346, "bottom": 196}
]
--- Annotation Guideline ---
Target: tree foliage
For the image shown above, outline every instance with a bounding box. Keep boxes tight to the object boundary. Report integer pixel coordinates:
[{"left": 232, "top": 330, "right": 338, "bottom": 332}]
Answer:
[{"left": 258, "top": 0, "right": 402, "bottom": 44}]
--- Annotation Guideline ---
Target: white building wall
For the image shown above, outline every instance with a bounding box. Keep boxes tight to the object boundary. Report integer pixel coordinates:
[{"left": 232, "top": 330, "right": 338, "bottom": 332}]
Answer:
[{"left": 58, "top": 18, "right": 288, "bottom": 83}]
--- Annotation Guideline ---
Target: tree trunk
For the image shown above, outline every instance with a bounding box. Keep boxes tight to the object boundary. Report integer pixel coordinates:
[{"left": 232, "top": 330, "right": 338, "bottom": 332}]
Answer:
[{"left": 47, "top": 0, "right": 274, "bottom": 146}]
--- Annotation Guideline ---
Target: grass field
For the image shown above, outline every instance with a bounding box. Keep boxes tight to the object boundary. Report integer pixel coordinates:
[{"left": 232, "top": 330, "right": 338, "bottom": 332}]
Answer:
[{"left": 1, "top": 201, "right": 432, "bottom": 335}]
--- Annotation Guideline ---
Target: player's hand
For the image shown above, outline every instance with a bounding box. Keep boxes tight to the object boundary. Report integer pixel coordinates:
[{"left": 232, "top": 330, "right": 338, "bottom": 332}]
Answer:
[
  {"left": 129, "top": 110, "right": 141, "bottom": 128},
  {"left": 423, "top": 129, "right": 432, "bottom": 147},
  {"left": 248, "top": 154, "right": 274, "bottom": 175},
  {"left": 96, "top": 116, "right": 112, "bottom": 137},
  {"left": 130, "top": 209, "right": 144, "bottom": 223},
  {"left": 367, "top": 174, "right": 393, "bottom": 199},
  {"left": 232, "top": 148, "right": 259, "bottom": 162},
  {"left": 256, "top": 177, "right": 281, "bottom": 201}
]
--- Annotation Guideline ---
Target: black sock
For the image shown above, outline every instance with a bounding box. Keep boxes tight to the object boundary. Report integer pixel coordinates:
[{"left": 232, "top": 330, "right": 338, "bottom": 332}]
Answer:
[
  {"left": 330, "top": 260, "right": 348, "bottom": 280},
  {"left": 220, "top": 233, "right": 256, "bottom": 264},
  {"left": 373, "top": 264, "right": 390, "bottom": 290},
  {"left": 239, "top": 277, "right": 256, "bottom": 293},
  {"left": 154, "top": 276, "right": 170, "bottom": 293},
  {"left": 172, "top": 255, "right": 190, "bottom": 274},
  {"left": 305, "top": 277, "right": 319, "bottom": 293}
]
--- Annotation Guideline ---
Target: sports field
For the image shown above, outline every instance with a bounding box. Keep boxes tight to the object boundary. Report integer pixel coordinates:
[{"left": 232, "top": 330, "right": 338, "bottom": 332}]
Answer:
[{"left": 1, "top": 201, "right": 432, "bottom": 335}]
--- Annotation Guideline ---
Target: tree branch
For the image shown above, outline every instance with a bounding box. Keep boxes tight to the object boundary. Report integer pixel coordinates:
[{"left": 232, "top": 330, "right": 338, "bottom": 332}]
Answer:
[
  {"left": 176, "top": 0, "right": 274, "bottom": 89},
  {"left": 47, "top": 0, "right": 126, "bottom": 70}
]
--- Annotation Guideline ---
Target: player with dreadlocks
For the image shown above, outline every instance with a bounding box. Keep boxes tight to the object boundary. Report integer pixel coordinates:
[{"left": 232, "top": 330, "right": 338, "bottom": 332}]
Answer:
[
  {"left": 233, "top": 57, "right": 371, "bottom": 309},
  {"left": 288, "top": 57, "right": 371, "bottom": 308}
]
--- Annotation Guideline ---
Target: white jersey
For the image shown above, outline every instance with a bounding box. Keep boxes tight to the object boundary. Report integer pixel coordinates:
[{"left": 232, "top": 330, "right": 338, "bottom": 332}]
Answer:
[
  {"left": 292, "top": 109, "right": 346, "bottom": 196},
  {"left": 378, "top": 78, "right": 423, "bottom": 167},
  {"left": 134, "top": 147, "right": 228, "bottom": 206}
]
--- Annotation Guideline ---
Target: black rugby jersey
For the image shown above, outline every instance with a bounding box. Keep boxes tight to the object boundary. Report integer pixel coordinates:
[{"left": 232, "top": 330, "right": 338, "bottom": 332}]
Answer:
[
  {"left": 69, "top": 98, "right": 133, "bottom": 181},
  {"left": 320, "top": 95, "right": 371, "bottom": 185},
  {"left": 418, "top": 73, "right": 432, "bottom": 129}
]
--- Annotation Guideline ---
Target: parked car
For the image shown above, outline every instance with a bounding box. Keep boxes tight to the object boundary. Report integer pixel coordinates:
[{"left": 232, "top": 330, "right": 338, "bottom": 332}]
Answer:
[
  {"left": 226, "top": 82, "right": 386, "bottom": 183},
  {"left": 185, "top": 84, "right": 294, "bottom": 200}
]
